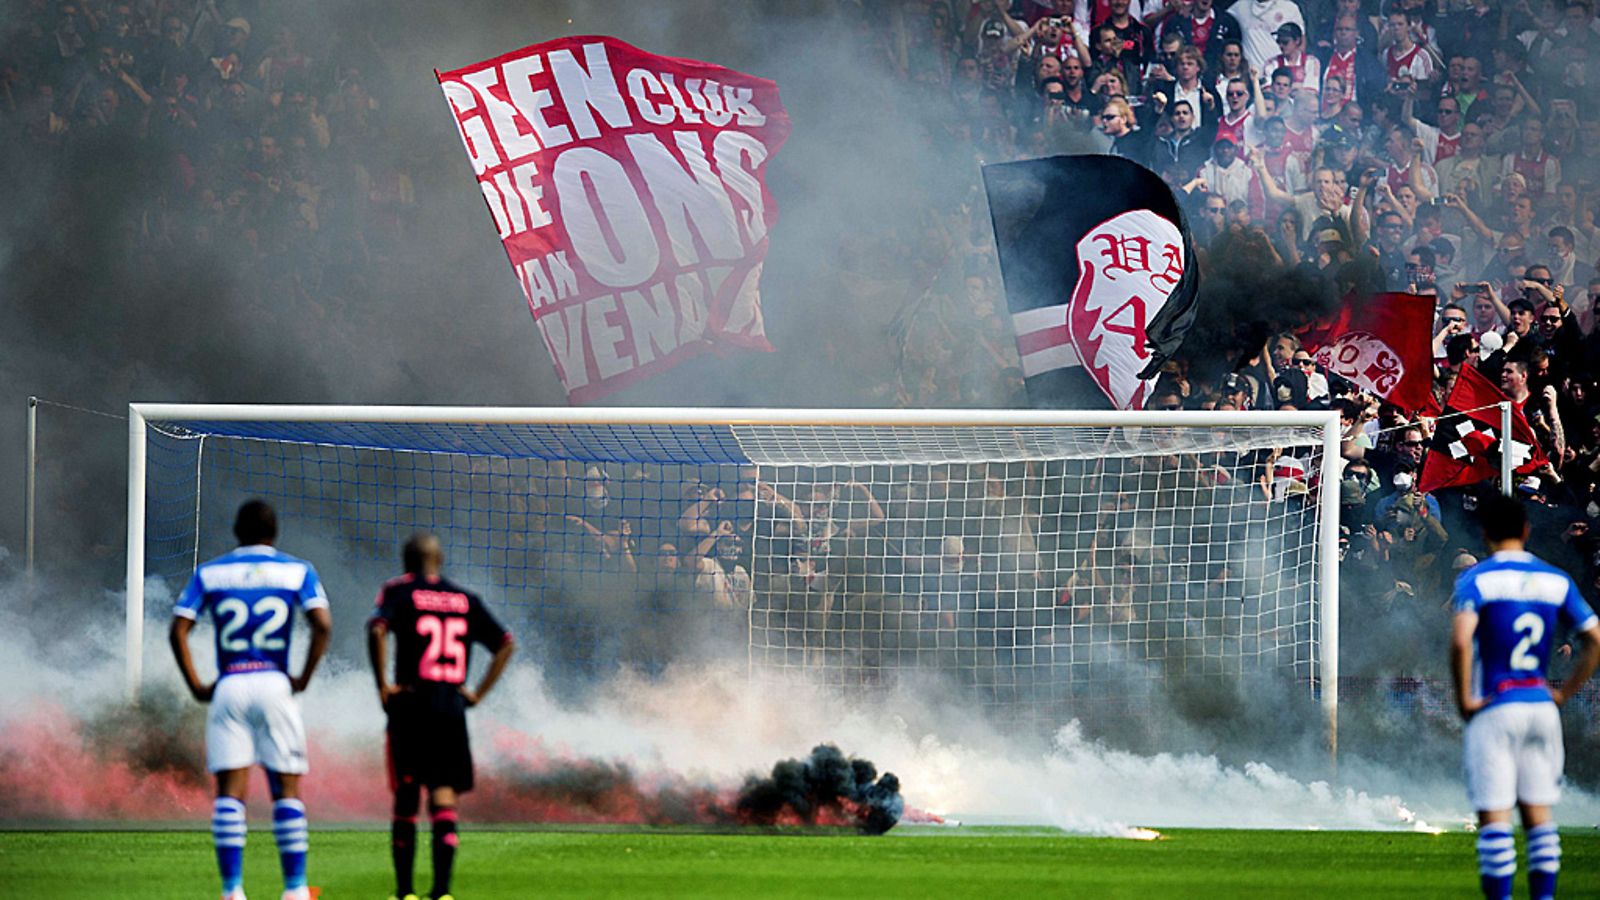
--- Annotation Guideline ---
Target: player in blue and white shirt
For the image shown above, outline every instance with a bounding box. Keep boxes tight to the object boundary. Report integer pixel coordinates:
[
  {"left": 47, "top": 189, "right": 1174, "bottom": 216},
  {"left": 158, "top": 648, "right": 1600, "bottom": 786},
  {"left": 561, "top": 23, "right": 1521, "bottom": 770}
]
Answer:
[
  {"left": 170, "top": 500, "right": 333, "bottom": 900},
  {"left": 1451, "top": 494, "right": 1600, "bottom": 900}
]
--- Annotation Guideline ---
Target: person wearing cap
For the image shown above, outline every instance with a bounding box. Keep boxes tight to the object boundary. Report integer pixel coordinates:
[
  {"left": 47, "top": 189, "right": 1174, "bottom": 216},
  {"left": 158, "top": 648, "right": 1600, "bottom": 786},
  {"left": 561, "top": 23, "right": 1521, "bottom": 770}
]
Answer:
[
  {"left": 1311, "top": 226, "right": 1352, "bottom": 269},
  {"left": 1264, "top": 22, "right": 1320, "bottom": 93},
  {"left": 1219, "top": 371, "right": 1256, "bottom": 409},
  {"left": 1501, "top": 297, "right": 1537, "bottom": 350},
  {"left": 1425, "top": 233, "right": 1462, "bottom": 296},
  {"left": 1228, "top": 0, "right": 1306, "bottom": 76}
]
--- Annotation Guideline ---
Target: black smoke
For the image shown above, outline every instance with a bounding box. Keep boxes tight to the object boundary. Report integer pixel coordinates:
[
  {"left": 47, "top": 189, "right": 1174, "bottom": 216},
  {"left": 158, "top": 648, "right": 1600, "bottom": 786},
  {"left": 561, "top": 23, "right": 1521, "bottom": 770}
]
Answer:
[{"left": 735, "top": 743, "right": 904, "bottom": 835}]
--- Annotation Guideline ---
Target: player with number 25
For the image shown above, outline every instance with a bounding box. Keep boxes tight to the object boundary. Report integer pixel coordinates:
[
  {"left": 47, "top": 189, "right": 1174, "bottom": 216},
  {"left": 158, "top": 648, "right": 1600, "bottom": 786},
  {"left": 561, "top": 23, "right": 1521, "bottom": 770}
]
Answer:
[
  {"left": 368, "top": 532, "right": 515, "bottom": 900},
  {"left": 170, "top": 499, "right": 334, "bottom": 900}
]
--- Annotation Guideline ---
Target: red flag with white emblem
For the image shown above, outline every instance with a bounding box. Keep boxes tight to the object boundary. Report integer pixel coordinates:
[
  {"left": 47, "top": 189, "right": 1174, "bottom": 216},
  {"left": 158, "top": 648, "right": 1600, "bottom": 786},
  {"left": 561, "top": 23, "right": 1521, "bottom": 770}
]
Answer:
[
  {"left": 1299, "top": 293, "right": 1435, "bottom": 412},
  {"left": 1418, "top": 363, "right": 1549, "bottom": 493}
]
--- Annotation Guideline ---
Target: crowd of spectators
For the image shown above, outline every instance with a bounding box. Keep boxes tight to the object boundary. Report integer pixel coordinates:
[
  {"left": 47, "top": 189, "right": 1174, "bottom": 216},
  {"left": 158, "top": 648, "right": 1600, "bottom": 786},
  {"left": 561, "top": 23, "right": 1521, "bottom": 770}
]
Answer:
[
  {"left": 2, "top": 0, "right": 420, "bottom": 359},
  {"left": 8, "top": 0, "right": 1598, "bottom": 717},
  {"left": 864, "top": 0, "right": 1600, "bottom": 661}
]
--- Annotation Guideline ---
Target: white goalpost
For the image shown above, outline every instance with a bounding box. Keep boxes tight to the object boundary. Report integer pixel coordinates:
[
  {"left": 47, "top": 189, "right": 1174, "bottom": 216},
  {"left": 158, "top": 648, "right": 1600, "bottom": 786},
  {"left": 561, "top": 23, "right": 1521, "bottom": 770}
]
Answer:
[{"left": 126, "top": 405, "right": 1341, "bottom": 747}]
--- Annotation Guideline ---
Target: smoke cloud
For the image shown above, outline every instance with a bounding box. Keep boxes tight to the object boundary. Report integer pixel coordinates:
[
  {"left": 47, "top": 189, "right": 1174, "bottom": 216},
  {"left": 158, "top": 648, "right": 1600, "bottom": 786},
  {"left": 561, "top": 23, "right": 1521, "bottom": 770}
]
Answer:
[
  {"left": 6, "top": 1, "right": 1598, "bottom": 837},
  {"left": 1, "top": 0, "right": 970, "bottom": 574},
  {"left": 2, "top": 562, "right": 1597, "bottom": 832}
]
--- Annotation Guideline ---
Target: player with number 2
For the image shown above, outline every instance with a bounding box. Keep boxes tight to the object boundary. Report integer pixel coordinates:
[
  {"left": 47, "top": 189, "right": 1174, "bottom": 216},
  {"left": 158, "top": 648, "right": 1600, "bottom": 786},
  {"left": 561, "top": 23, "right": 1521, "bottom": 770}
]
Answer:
[
  {"left": 369, "top": 532, "right": 514, "bottom": 900},
  {"left": 1451, "top": 494, "right": 1600, "bottom": 900},
  {"left": 170, "top": 499, "right": 334, "bottom": 900}
]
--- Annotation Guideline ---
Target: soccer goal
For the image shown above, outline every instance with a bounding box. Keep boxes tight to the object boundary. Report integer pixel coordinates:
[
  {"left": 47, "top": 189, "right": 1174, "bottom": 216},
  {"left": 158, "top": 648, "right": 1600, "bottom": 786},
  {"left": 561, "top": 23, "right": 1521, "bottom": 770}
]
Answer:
[{"left": 126, "top": 405, "right": 1340, "bottom": 742}]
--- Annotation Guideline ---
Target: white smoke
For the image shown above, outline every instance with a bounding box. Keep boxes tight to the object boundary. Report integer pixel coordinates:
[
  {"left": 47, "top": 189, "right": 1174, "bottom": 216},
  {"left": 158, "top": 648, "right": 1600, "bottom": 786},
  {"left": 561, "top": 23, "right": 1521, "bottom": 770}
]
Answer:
[{"left": 4, "top": 568, "right": 1596, "bottom": 832}]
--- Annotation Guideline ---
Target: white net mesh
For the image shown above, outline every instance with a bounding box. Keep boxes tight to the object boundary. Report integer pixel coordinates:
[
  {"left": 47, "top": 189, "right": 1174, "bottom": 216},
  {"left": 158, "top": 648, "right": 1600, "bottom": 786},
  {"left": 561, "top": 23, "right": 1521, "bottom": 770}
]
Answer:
[{"left": 139, "top": 411, "right": 1329, "bottom": 732}]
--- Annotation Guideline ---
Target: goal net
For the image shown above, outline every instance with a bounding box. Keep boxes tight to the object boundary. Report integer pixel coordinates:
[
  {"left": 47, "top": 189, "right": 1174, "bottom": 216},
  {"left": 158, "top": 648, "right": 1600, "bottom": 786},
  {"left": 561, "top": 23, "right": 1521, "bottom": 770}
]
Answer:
[{"left": 127, "top": 406, "right": 1339, "bottom": 737}]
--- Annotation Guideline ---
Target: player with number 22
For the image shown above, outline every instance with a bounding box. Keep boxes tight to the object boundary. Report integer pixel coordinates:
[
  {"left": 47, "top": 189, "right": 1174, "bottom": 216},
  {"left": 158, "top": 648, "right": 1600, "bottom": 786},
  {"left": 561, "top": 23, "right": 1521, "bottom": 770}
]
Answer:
[{"left": 170, "top": 499, "right": 334, "bottom": 900}]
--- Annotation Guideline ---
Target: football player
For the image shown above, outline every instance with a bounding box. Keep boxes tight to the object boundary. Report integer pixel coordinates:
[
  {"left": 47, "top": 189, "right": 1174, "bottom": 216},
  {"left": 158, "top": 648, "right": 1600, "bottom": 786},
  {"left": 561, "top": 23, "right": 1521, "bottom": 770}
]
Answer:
[
  {"left": 369, "top": 532, "right": 514, "bottom": 900},
  {"left": 1451, "top": 494, "right": 1600, "bottom": 900},
  {"left": 170, "top": 500, "right": 333, "bottom": 900}
]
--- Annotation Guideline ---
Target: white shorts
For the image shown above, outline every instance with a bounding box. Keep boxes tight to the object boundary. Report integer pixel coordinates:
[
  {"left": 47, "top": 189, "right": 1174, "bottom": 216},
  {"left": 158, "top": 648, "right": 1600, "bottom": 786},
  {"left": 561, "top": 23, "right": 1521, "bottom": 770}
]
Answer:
[
  {"left": 207, "top": 670, "right": 308, "bottom": 775},
  {"left": 1463, "top": 701, "right": 1564, "bottom": 811}
]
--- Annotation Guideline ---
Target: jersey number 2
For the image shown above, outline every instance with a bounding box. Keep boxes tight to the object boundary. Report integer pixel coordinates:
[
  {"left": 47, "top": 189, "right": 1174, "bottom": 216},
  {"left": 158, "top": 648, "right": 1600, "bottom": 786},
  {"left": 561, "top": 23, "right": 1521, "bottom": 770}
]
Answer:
[
  {"left": 1509, "top": 612, "right": 1545, "bottom": 672},
  {"left": 417, "top": 615, "right": 468, "bottom": 683}
]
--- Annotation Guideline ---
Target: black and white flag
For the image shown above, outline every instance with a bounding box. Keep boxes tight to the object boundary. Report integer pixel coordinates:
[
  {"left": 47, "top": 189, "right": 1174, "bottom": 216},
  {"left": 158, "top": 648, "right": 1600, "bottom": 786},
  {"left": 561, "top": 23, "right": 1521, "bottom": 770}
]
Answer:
[{"left": 983, "top": 155, "right": 1201, "bottom": 410}]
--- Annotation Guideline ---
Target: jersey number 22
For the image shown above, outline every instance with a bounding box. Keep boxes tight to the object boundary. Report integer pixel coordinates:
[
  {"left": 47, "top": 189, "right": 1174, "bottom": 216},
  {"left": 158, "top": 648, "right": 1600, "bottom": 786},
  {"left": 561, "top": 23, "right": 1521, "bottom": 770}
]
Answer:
[{"left": 216, "top": 596, "right": 290, "bottom": 652}]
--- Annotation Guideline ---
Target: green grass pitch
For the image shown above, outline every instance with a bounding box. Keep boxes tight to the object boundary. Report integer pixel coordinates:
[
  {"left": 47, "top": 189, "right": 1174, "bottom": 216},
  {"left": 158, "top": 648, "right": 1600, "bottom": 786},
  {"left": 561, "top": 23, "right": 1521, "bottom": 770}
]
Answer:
[{"left": 2, "top": 826, "right": 1596, "bottom": 898}]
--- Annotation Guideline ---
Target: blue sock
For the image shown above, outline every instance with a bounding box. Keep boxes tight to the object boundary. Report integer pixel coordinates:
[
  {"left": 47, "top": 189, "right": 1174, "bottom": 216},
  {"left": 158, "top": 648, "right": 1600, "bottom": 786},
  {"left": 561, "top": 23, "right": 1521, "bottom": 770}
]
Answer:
[
  {"left": 272, "top": 798, "right": 309, "bottom": 890},
  {"left": 1527, "top": 823, "right": 1560, "bottom": 900},
  {"left": 1476, "top": 822, "right": 1516, "bottom": 900},
  {"left": 212, "top": 797, "right": 247, "bottom": 893}
]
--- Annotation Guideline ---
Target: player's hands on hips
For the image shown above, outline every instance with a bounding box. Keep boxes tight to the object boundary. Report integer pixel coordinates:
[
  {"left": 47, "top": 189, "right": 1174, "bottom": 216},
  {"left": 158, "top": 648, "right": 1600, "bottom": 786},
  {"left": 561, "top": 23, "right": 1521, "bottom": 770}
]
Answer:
[
  {"left": 378, "top": 683, "right": 402, "bottom": 710},
  {"left": 1457, "top": 695, "right": 1486, "bottom": 720},
  {"left": 290, "top": 672, "right": 312, "bottom": 693},
  {"left": 188, "top": 680, "right": 214, "bottom": 703},
  {"left": 459, "top": 686, "right": 481, "bottom": 708}
]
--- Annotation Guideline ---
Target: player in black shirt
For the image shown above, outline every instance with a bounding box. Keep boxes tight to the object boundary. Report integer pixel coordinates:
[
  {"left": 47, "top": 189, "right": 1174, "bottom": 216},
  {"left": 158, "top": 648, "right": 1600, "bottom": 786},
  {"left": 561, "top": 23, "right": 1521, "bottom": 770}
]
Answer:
[{"left": 368, "top": 533, "right": 514, "bottom": 900}]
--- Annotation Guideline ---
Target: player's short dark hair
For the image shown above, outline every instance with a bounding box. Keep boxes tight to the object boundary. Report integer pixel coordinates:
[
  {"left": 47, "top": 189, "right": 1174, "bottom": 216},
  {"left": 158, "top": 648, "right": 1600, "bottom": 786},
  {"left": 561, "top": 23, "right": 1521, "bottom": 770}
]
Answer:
[
  {"left": 1477, "top": 494, "right": 1529, "bottom": 543},
  {"left": 403, "top": 531, "right": 441, "bottom": 574},
  {"left": 233, "top": 499, "right": 277, "bottom": 545}
]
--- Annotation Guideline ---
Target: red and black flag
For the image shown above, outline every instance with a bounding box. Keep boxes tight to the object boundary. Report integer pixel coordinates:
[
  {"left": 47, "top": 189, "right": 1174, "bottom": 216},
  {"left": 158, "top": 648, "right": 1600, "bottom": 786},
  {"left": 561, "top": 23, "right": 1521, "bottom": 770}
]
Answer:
[
  {"left": 983, "top": 155, "right": 1201, "bottom": 410},
  {"left": 1298, "top": 293, "right": 1435, "bottom": 413},
  {"left": 1418, "top": 363, "right": 1548, "bottom": 493}
]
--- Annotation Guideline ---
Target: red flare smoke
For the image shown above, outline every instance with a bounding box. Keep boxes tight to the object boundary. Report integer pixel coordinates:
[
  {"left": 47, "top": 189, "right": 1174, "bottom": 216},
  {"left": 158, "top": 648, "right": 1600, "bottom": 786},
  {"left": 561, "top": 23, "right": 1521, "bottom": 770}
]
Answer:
[{"left": 0, "top": 702, "right": 911, "bottom": 832}]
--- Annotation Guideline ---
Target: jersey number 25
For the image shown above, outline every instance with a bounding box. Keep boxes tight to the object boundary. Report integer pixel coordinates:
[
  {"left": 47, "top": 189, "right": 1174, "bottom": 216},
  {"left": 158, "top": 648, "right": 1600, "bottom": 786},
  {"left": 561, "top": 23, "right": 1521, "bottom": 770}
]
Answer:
[{"left": 418, "top": 614, "right": 468, "bottom": 683}]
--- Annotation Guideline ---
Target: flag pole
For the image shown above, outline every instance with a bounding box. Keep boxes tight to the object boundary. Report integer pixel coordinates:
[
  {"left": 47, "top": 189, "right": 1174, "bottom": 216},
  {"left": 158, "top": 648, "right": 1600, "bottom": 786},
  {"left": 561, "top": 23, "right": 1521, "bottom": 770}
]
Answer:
[{"left": 1499, "top": 401, "right": 1513, "bottom": 496}]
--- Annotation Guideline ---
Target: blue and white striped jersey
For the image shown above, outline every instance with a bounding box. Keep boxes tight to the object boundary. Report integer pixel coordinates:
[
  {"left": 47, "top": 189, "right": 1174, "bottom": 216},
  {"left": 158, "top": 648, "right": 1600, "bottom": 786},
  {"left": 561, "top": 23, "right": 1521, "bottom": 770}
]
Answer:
[
  {"left": 174, "top": 545, "right": 329, "bottom": 678},
  {"left": 1453, "top": 550, "right": 1598, "bottom": 707}
]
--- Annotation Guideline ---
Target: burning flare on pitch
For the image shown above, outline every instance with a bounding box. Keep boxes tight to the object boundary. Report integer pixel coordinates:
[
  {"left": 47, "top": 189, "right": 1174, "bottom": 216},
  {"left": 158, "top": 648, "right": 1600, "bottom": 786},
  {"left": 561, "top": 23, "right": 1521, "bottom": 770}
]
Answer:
[{"left": 734, "top": 743, "right": 905, "bottom": 835}]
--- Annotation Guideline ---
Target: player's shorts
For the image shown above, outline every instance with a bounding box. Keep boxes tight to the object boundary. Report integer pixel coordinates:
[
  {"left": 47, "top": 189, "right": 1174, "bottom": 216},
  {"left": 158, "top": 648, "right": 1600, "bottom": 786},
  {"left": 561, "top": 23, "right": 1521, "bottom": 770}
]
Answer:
[
  {"left": 207, "top": 670, "right": 308, "bottom": 774},
  {"left": 1463, "top": 700, "right": 1564, "bottom": 811},
  {"left": 386, "top": 688, "right": 474, "bottom": 793}
]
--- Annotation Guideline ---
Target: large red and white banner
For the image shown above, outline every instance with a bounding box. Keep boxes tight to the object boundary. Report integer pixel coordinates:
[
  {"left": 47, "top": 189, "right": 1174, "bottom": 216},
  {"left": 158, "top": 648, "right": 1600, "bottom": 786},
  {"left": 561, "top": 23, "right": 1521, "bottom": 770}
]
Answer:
[{"left": 437, "top": 37, "right": 790, "bottom": 403}]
